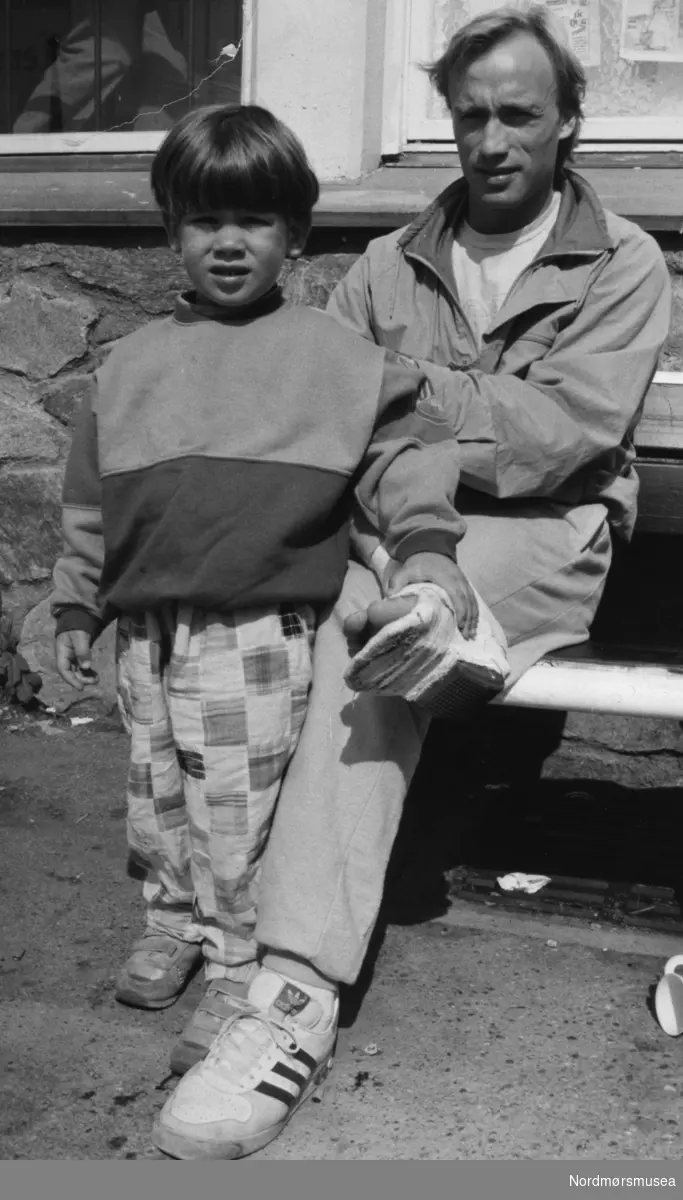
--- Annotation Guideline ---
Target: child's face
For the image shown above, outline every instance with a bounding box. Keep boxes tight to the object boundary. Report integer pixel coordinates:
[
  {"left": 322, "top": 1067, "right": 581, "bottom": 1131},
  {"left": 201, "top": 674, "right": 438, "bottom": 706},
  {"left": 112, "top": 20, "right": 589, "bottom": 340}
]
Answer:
[{"left": 172, "top": 208, "right": 306, "bottom": 309}]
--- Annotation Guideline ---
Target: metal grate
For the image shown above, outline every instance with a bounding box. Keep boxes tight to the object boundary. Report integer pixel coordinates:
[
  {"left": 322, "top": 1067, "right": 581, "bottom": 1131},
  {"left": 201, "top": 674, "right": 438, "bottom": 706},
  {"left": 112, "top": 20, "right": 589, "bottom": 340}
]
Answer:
[{"left": 448, "top": 867, "right": 683, "bottom": 935}]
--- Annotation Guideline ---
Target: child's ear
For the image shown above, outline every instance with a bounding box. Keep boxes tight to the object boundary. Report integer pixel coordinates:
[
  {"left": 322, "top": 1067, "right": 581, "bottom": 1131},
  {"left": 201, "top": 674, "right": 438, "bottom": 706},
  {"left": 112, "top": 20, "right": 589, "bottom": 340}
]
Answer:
[
  {"left": 287, "top": 219, "right": 310, "bottom": 259},
  {"left": 166, "top": 220, "right": 181, "bottom": 253}
]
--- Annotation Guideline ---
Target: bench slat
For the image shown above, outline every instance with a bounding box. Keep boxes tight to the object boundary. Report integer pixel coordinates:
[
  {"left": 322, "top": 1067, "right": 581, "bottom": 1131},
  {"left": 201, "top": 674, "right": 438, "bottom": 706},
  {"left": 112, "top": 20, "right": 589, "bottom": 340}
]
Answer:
[
  {"left": 636, "top": 379, "right": 683, "bottom": 451},
  {"left": 495, "top": 658, "right": 683, "bottom": 718}
]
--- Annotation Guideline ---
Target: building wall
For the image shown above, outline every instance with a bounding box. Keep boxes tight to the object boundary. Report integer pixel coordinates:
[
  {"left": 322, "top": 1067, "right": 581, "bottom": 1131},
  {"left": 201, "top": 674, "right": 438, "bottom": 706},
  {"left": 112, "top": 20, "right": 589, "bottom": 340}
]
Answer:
[{"left": 249, "top": 0, "right": 388, "bottom": 180}]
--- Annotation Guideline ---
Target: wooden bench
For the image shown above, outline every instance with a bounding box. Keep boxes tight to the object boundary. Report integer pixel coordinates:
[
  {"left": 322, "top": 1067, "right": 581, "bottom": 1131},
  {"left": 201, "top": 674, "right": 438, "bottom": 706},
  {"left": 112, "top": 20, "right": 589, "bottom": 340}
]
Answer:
[{"left": 495, "top": 372, "right": 683, "bottom": 719}]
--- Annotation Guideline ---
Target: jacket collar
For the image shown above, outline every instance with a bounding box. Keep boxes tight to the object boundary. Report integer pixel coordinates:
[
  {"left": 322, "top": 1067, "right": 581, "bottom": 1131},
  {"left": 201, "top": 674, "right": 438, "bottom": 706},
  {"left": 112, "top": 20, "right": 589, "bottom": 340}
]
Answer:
[{"left": 397, "top": 168, "right": 614, "bottom": 279}]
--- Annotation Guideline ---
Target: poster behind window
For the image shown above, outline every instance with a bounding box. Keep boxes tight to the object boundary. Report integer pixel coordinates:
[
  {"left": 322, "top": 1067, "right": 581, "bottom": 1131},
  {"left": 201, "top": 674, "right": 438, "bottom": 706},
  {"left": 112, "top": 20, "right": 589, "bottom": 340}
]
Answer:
[
  {"left": 621, "top": 0, "right": 683, "bottom": 63},
  {"left": 467, "top": 0, "right": 601, "bottom": 66},
  {"left": 428, "top": 0, "right": 683, "bottom": 126}
]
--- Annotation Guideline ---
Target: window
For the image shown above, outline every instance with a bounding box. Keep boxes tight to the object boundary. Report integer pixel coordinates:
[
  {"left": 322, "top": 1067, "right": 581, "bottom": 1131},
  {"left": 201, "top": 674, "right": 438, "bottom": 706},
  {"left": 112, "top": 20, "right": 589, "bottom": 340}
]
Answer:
[
  {"left": 0, "top": 0, "right": 244, "bottom": 151},
  {"left": 403, "top": 0, "right": 683, "bottom": 146}
]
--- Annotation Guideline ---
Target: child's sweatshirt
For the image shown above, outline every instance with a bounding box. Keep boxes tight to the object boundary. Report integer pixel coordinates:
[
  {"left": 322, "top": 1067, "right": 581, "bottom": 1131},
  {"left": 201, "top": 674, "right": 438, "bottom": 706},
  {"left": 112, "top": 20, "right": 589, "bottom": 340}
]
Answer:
[{"left": 51, "top": 288, "right": 466, "bottom": 638}]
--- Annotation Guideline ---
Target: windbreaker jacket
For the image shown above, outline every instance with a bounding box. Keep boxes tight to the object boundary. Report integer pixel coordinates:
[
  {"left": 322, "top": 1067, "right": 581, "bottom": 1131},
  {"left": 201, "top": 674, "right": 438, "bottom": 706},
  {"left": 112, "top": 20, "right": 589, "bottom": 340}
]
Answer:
[
  {"left": 327, "top": 169, "right": 671, "bottom": 542},
  {"left": 50, "top": 290, "right": 464, "bottom": 638}
]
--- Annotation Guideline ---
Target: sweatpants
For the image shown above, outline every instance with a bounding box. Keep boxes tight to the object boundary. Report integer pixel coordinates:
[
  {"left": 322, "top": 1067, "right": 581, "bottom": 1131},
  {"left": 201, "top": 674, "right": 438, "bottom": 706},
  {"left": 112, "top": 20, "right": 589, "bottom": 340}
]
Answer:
[
  {"left": 254, "top": 501, "right": 613, "bottom": 985},
  {"left": 116, "top": 602, "right": 314, "bottom": 980}
]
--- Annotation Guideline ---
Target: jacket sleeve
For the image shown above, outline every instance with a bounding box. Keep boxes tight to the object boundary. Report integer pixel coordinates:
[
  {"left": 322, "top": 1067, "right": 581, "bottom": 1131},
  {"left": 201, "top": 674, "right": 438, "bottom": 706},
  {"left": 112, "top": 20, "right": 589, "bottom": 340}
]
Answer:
[
  {"left": 354, "top": 351, "right": 466, "bottom": 563},
  {"left": 50, "top": 382, "right": 106, "bottom": 640},
  {"left": 329, "top": 230, "right": 671, "bottom": 501},
  {"left": 327, "top": 250, "right": 378, "bottom": 342}
]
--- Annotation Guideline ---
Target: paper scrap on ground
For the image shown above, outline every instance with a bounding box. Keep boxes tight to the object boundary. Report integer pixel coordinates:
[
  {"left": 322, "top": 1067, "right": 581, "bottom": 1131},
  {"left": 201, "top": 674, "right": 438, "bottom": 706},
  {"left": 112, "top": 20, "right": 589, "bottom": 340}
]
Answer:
[
  {"left": 70, "top": 716, "right": 94, "bottom": 726},
  {"left": 497, "top": 872, "right": 551, "bottom": 894}
]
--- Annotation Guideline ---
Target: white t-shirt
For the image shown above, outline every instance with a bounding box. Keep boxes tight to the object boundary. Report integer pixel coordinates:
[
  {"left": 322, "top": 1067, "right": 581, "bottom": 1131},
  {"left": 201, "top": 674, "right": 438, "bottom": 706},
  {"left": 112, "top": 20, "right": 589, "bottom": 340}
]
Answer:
[{"left": 451, "top": 191, "right": 562, "bottom": 353}]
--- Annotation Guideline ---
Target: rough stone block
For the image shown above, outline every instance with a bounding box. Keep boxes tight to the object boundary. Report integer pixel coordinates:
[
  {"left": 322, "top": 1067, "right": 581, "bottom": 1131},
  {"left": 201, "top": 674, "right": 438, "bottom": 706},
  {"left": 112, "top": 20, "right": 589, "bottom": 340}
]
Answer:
[
  {"left": 563, "top": 710, "right": 683, "bottom": 755},
  {"left": 91, "top": 307, "right": 148, "bottom": 345},
  {"left": 0, "top": 386, "right": 70, "bottom": 461},
  {"left": 0, "top": 278, "right": 97, "bottom": 379},
  {"left": 0, "top": 465, "right": 64, "bottom": 588},
  {"left": 1, "top": 579, "right": 54, "bottom": 631},
  {"left": 543, "top": 743, "right": 683, "bottom": 790},
  {"left": 20, "top": 596, "right": 117, "bottom": 712},
  {"left": 41, "top": 374, "right": 93, "bottom": 428},
  {"left": 281, "top": 254, "right": 360, "bottom": 309},
  {"left": 0, "top": 371, "right": 37, "bottom": 408},
  {"left": 2, "top": 241, "right": 185, "bottom": 314}
]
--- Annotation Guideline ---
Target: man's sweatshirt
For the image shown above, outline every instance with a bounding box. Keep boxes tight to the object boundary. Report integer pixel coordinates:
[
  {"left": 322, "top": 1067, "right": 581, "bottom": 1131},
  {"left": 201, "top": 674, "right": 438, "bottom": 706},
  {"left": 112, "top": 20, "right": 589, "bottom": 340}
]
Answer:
[{"left": 51, "top": 288, "right": 466, "bottom": 638}]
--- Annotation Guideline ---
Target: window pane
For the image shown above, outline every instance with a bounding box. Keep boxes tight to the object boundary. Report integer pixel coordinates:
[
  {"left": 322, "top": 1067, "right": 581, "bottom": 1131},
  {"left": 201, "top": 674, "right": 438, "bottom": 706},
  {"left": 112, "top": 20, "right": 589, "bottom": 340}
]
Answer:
[
  {"left": 425, "top": 0, "right": 683, "bottom": 123},
  {"left": 0, "top": 0, "right": 242, "bottom": 134}
]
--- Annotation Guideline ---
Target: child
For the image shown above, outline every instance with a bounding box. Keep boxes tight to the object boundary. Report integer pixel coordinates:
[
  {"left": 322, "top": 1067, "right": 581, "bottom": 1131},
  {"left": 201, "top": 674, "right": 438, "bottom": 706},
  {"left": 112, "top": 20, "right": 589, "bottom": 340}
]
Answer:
[{"left": 50, "top": 103, "right": 472, "bottom": 1157}]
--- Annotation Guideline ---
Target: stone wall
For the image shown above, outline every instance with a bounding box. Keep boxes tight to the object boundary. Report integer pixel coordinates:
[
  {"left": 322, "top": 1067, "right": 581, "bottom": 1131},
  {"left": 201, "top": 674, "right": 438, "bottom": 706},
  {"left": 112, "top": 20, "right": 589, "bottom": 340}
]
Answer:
[{"left": 2, "top": 226, "right": 683, "bottom": 785}]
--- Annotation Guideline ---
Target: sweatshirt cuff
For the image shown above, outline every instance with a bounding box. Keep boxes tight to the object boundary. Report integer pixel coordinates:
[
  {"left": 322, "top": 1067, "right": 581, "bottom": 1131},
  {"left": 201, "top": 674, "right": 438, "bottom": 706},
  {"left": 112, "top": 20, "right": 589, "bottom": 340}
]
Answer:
[
  {"left": 391, "top": 529, "right": 462, "bottom": 563},
  {"left": 54, "top": 606, "right": 105, "bottom": 642}
]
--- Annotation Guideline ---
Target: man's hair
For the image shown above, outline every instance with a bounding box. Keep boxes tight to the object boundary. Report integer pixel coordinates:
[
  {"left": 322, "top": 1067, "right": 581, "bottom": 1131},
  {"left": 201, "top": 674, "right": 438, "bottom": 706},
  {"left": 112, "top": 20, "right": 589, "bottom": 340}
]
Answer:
[
  {"left": 426, "top": 4, "right": 586, "bottom": 172},
  {"left": 151, "top": 104, "right": 320, "bottom": 233}
]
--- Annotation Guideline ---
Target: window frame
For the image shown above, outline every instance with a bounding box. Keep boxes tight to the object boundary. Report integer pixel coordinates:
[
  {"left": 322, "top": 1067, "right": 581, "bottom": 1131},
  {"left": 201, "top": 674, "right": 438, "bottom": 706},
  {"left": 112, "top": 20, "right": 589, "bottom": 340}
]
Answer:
[
  {"left": 389, "top": 0, "right": 683, "bottom": 152},
  {"left": 0, "top": 0, "right": 253, "bottom": 155}
]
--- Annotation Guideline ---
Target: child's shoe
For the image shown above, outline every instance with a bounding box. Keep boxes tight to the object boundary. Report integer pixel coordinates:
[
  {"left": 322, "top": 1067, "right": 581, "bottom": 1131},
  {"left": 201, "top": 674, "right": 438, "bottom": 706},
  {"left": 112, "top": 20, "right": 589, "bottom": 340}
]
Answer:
[
  {"left": 115, "top": 932, "right": 203, "bottom": 1009},
  {"left": 170, "top": 975, "right": 259, "bottom": 1076},
  {"left": 153, "top": 969, "right": 337, "bottom": 1159}
]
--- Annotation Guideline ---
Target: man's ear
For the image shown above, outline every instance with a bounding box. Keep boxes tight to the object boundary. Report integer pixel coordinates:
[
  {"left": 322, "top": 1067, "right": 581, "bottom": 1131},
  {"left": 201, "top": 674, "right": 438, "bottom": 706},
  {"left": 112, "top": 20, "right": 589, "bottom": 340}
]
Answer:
[
  {"left": 558, "top": 113, "right": 577, "bottom": 141},
  {"left": 287, "top": 218, "right": 310, "bottom": 259}
]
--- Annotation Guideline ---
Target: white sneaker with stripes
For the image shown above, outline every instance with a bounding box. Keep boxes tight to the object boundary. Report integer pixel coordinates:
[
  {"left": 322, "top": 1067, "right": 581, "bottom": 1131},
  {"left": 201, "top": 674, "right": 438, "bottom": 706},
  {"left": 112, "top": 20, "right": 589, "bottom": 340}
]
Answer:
[{"left": 152, "top": 969, "right": 338, "bottom": 1159}]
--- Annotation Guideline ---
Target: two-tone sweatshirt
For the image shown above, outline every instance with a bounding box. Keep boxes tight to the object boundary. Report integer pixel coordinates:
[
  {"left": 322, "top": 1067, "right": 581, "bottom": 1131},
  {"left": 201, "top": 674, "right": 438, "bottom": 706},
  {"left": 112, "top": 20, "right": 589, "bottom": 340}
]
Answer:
[{"left": 51, "top": 288, "right": 466, "bottom": 639}]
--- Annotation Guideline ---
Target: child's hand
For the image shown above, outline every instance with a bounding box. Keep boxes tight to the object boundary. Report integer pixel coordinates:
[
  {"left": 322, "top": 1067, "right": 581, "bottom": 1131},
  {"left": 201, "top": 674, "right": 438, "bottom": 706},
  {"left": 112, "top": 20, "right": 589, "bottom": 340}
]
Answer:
[
  {"left": 343, "top": 552, "right": 479, "bottom": 646},
  {"left": 386, "top": 552, "right": 478, "bottom": 639},
  {"left": 55, "top": 630, "right": 99, "bottom": 690}
]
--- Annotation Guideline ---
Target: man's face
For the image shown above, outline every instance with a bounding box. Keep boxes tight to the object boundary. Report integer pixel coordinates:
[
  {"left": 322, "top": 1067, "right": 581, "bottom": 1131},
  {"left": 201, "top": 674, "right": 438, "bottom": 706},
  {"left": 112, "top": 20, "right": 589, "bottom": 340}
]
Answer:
[{"left": 449, "top": 32, "right": 576, "bottom": 233}]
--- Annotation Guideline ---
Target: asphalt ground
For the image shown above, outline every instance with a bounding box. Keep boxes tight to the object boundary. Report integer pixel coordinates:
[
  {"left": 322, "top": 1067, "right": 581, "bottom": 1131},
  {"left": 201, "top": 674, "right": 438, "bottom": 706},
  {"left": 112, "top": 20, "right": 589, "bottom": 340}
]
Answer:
[{"left": 1, "top": 713, "right": 683, "bottom": 1161}]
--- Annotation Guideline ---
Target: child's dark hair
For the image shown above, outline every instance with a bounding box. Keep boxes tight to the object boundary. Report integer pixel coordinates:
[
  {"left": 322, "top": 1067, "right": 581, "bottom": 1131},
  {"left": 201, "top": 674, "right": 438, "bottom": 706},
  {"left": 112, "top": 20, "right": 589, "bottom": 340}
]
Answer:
[{"left": 151, "top": 104, "right": 320, "bottom": 233}]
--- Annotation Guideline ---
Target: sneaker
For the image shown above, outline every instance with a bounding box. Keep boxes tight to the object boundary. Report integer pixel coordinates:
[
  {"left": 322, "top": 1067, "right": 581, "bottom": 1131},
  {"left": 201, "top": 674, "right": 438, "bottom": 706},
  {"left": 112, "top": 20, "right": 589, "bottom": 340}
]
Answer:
[
  {"left": 344, "top": 581, "right": 510, "bottom": 720},
  {"left": 170, "top": 977, "right": 258, "bottom": 1076},
  {"left": 152, "top": 969, "right": 338, "bottom": 1159},
  {"left": 115, "top": 932, "right": 203, "bottom": 1010}
]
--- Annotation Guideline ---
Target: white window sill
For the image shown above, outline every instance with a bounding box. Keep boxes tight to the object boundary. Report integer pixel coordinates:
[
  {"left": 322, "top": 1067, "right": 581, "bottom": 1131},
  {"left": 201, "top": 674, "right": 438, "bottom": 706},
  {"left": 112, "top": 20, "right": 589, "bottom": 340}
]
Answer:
[{"left": 0, "top": 158, "right": 682, "bottom": 231}]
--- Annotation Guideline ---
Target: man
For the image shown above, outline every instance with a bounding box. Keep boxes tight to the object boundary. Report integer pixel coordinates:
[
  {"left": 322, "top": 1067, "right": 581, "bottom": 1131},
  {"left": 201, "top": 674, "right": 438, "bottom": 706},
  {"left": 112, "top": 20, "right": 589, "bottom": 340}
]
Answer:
[{"left": 153, "top": 5, "right": 671, "bottom": 1159}]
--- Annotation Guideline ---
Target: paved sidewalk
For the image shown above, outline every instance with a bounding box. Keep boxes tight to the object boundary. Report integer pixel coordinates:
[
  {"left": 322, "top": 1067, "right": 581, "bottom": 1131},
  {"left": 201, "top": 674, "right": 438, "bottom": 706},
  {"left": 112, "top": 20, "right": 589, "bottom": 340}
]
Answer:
[{"left": 1, "top": 718, "right": 682, "bottom": 1161}]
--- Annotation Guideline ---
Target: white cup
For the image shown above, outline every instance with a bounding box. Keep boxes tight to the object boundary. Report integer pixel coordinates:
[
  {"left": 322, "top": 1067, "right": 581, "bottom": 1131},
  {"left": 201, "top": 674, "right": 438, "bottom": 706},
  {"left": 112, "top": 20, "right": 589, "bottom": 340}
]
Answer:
[{"left": 654, "top": 954, "right": 683, "bottom": 1036}]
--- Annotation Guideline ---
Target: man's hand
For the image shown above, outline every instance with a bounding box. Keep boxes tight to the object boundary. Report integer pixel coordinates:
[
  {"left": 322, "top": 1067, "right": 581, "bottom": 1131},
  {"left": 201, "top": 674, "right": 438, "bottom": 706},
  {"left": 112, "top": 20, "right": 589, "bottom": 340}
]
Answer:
[
  {"left": 55, "top": 630, "right": 99, "bottom": 690},
  {"left": 343, "top": 551, "right": 479, "bottom": 647}
]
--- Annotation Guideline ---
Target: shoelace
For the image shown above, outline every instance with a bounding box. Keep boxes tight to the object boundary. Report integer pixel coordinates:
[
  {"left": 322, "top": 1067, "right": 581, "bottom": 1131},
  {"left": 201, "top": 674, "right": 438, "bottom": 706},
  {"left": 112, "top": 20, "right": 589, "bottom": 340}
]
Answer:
[{"left": 202, "top": 1012, "right": 300, "bottom": 1090}]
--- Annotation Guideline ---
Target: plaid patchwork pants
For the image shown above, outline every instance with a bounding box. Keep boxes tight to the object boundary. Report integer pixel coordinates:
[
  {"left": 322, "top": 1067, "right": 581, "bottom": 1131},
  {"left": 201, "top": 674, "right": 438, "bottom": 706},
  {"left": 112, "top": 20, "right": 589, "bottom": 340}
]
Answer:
[{"left": 116, "top": 602, "right": 314, "bottom": 979}]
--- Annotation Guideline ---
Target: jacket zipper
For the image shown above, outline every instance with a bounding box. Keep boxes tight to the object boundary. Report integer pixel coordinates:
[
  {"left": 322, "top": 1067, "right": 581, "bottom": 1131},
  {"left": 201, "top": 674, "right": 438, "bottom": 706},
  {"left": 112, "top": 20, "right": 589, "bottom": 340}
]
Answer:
[{"left": 403, "top": 249, "right": 480, "bottom": 363}]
